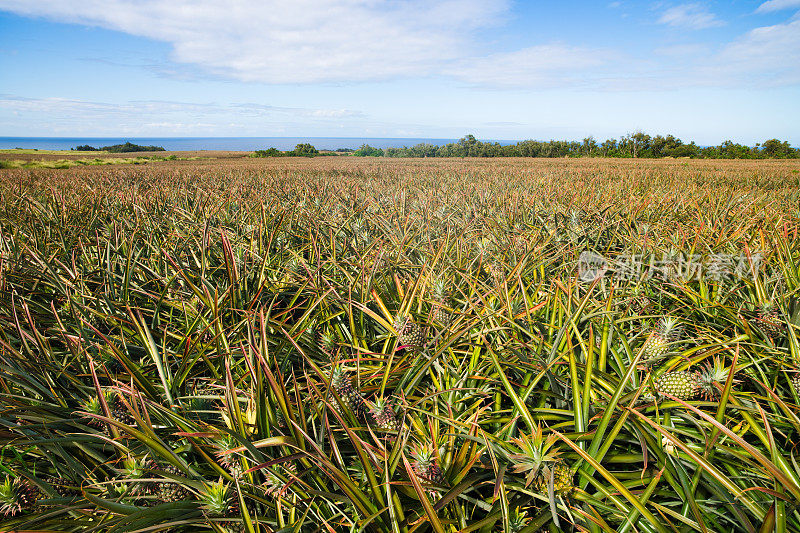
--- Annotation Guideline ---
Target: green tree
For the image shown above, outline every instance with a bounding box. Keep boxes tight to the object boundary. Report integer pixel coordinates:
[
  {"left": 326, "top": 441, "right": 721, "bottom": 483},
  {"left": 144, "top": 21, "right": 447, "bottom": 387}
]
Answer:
[{"left": 289, "top": 143, "right": 318, "bottom": 157}]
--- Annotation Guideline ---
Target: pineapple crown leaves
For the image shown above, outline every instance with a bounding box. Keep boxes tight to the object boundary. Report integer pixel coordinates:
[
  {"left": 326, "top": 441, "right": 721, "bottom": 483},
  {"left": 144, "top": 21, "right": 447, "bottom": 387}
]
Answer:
[
  {"left": 508, "top": 507, "right": 529, "bottom": 532},
  {"left": 214, "top": 434, "right": 241, "bottom": 468},
  {"left": 697, "top": 358, "right": 738, "bottom": 400},
  {"left": 655, "top": 316, "right": 684, "bottom": 341},
  {"left": 0, "top": 477, "right": 38, "bottom": 517},
  {"left": 370, "top": 396, "right": 392, "bottom": 414},
  {"left": 508, "top": 425, "right": 562, "bottom": 487},
  {"left": 431, "top": 278, "right": 450, "bottom": 302},
  {"left": 409, "top": 441, "right": 438, "bottom": 468},
  {"left": 200, "top": 479, "right": 234, "bottom": 517},
  {"left": 329, "top": 365, "right": 350, "bottom": 389},
  {"left": 391, "top": 314, "right": 411, "bottom": 335}
]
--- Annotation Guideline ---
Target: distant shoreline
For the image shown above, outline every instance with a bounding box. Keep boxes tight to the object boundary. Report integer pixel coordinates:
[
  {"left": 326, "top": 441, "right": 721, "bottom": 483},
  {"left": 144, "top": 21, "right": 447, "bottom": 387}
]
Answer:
[{"left": 0, "top": 137, "right": 507, "bottom": 152}]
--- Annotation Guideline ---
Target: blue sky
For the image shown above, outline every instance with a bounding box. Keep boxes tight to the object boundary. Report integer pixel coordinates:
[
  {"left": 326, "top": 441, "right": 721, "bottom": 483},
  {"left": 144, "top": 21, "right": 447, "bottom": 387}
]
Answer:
[{"left": 1, "top": 0, "right": 799, "bottom": 144}]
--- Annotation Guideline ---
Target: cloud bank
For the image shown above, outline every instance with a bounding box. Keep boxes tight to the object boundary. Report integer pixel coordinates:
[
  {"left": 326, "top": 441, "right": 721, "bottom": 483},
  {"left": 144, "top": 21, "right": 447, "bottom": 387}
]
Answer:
[{"left": 0, "top": 0, "right": 798, "bottom": 90}]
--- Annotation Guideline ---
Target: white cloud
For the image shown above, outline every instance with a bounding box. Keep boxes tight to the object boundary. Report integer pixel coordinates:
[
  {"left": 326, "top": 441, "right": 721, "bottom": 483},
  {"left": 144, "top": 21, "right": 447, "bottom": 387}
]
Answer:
[
  {"left": 0, "top": 0, "right": 797, "bottom": 93},
  {"left": 713, "top": 17, "right": 800, "bottom": 85},
  {"left": 0, "top": 94, "right": 366, "bottom": 125},
  {"left": 755, "top": 0, "right": 800, "bottom": 13},
  {"left": 658, "top": 3, "right": 724, "bottom": 29},
  {"left": 445, "top": 44, "right": 612, "bottom": 88},
  {"left": 0, "top": 0, "right": 508, "bottom": 84}
]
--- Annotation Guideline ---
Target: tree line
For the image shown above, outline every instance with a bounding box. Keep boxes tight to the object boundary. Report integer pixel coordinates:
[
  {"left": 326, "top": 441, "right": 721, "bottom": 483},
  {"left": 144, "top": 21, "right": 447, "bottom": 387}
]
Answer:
[
  {"left": 73, "top": 142, "right": 166, "bottom": 153},
  {"left": 351, "top": 133, "right": 798, "bottom": 159}
]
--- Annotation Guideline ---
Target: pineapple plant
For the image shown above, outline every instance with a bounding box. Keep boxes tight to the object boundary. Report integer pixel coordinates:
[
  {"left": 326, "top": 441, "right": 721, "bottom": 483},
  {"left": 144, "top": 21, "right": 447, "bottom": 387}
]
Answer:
[
  {"left": 263, "top": 462, "right": 297, "bottom": 498},
  {"left": 0, "top": 477, "right": 39, "bottom": 517},
  {"left": 409, "top": 442, "right": 444, "bottom": 484},
  {"left": 215, "top": 434, "right": 243, "bottom": 478},
  {"left": 393, "top": 314, "right": 425, "bottom": 350},
  {"left": 655, "top": 359, "right": 735, "bottom": 401},
  {"left": 329, "top": 366, "right": 368, "bottom": 419},
  {"left": 430, "top": 278, "right": 452, "bottom": 327},
  {"left": 754, "top": 301, "right": 786, "bottom": 339},
  {"left": 315, "top": 326, "right": 337, "bottom": 358},
  {"left": 642, "top": 316, "right": 683, "bottom": 364},
  {"left": 200, "top": 480, "right": 246, "bottom": 533},
  {"left": 509, "top": 424, "right": 572, "bottom": 495},
  {"left": 369, "top": 396, "right": 399, "bottom": 430},
  {"left": 485, "top": 260, "right": 504, "bottom": 284},
  {"left": 81, "top": 390, "right": 134, "bottom": 433}
]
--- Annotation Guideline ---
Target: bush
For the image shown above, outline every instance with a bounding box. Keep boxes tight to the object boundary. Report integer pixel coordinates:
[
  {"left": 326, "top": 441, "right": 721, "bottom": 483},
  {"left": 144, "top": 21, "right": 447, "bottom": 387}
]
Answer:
[
  {"left": 288, "top": 143, "right": 318, "bottom": 157},
  {"left": 251, "top": 148, "right": 284, "bottom": 158},
  {"left": 353, "top": 144, "right": 384, "bottom": 157},
  {"left": 74, "top": 145, "right": 100, "bottom": 151}
]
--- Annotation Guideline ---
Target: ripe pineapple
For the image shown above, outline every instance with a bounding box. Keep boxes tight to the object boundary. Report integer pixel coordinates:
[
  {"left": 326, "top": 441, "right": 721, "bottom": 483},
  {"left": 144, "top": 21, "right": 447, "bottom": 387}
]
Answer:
[
  {"left": 0, "top": 477, "right": 39, "bottom": 517},
  {"left": 393, "top": 315, "right": 425, "bottom": 350},
  {"left": 329, "top": 366, "right": 368, "bottom": 419},
  {"left": 370, "top": 397, "right": 399, "bottom": 430},
  {"left": 409, "top": 442, "right": 444, "bottom": 484},
  {"left": 642, "top": 317, "right": 683, "bottom": 364},
  {"left": 754, "top": 302, "right": 786, "bottom": 339}
]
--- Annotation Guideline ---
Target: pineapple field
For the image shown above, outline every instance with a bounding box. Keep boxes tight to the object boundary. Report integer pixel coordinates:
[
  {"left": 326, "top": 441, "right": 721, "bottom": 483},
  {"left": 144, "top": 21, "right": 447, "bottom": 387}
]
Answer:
[{"left": 2, "top": 155, "right": 800, "bottom": 532}]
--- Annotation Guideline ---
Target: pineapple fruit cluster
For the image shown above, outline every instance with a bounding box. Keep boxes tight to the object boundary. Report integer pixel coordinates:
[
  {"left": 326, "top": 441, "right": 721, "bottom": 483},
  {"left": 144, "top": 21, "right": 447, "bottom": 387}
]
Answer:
[{"left": 0, "top": 157, "right": 798, "bottom": 531}]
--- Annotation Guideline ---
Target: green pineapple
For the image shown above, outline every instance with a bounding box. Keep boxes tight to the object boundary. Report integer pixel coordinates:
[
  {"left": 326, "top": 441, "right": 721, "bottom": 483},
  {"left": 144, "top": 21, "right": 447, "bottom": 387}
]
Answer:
[
  {"left": 629, "top": 294, "right": 652, "bottom": 315},
  {"left": 315, "top": 327, "right": 337, "bottom": 358},
  {"left": 369, "top": 397, "right": 399, "bottom": 430},
  {"left": 393, "top": 315, "right": 425, "bottom": 350},
  {"left": 409, "top": 442, "right": 444, "bottom": 484},
  {"left": 653, "top": 370, "right": 701, "bottom": 400},
  {"left": 0, "top": 477, "right": 39, "bottom": 517},
  {"left": 655, "top": 360, "right": 735, "bottom": 401},
  {"left": 136, "top": 458, "right": 189, "bottom": 503},
  {"left": 330, "top": 366, "right": 368, "bottom": 419},
  {"left": 215, "top": 434, "right": 243, "bottom": 478},
  {"left": 430, "top": 279, "right": 452, "bottom": 327},
  {"left": 643, "top": 317, "right": 683, "bottom": 363},
  {"left": 263, "top": 462, "right": 297, "bottom": 498},
  {"left": 82, "top": 390, "right": 134, "bottom": 433}
]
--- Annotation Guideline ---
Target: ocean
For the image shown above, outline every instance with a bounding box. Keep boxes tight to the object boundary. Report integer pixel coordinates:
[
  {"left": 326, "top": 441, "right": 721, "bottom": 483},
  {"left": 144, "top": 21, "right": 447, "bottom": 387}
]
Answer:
[{"left": 0, "top": 137, "right": 505, "bottom": 151}]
